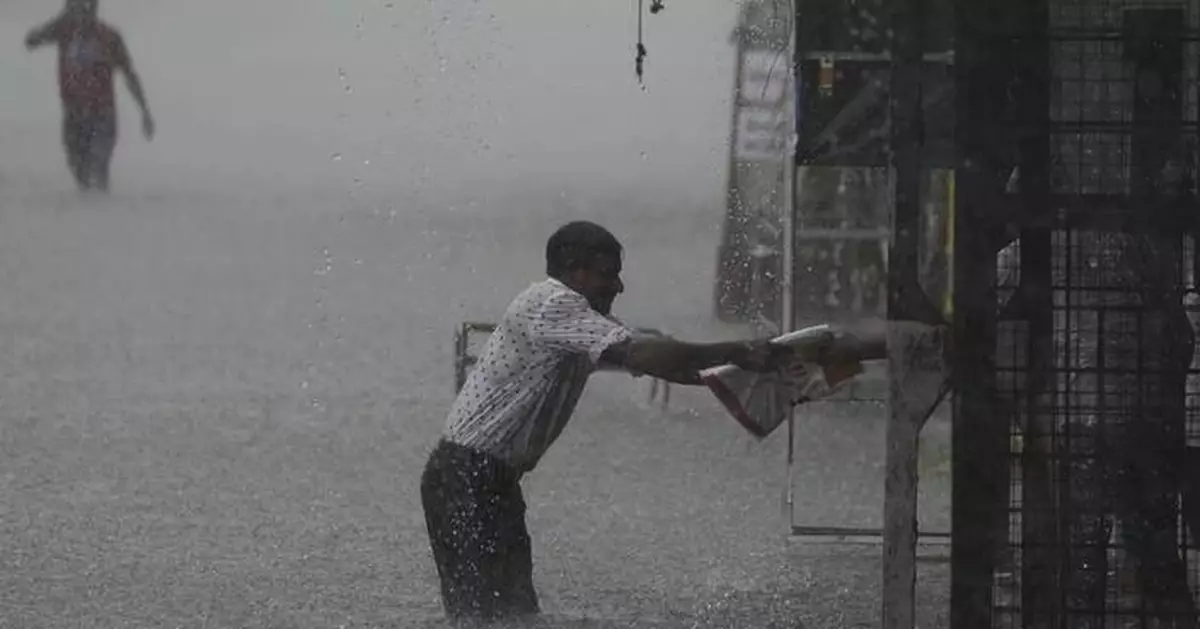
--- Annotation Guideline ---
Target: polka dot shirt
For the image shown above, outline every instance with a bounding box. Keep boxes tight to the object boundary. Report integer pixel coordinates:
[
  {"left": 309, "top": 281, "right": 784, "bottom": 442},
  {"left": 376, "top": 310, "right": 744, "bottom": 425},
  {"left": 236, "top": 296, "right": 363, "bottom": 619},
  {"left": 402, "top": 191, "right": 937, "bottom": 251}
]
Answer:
[{"left": 444, "top": 278, "right": 634, "bottom": 472}]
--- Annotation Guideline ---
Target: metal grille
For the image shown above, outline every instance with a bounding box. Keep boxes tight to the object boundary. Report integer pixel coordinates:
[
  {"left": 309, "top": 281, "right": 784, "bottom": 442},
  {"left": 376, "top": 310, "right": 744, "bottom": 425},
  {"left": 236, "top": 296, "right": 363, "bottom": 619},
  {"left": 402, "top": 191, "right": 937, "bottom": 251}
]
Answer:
[
  {"left": 993, "top": 231, "right": 1198, "bottom": 627},
  {"left": 953, "top": 0, "right": 1200, "bottom": 626}
]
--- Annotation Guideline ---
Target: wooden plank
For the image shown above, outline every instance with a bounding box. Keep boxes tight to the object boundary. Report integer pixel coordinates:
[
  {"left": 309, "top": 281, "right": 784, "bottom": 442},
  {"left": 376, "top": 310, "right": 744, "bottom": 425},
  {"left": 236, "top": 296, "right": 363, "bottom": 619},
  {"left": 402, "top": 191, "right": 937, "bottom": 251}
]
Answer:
[
  {"left": 801, "top": 51, "right": 955, "bottom": 63},
  {"left": 883, "top": 0, "right": 930, "bottom": 623},
  {"left": 793, "top": 525, "right": 950, "bottom": 538}
]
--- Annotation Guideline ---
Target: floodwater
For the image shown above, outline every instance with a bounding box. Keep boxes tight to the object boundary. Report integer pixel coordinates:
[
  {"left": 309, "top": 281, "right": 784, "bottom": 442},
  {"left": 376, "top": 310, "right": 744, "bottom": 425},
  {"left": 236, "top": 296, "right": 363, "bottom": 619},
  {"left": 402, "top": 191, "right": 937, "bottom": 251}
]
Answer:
[{"left": 0, "top": 1, "right": 950, "bottom": 627}]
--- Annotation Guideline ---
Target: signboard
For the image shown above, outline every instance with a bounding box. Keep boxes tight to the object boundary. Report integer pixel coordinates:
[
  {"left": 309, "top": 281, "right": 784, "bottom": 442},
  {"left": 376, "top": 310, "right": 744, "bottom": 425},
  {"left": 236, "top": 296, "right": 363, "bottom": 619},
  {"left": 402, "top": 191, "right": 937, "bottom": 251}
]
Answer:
[
  {"left": 714, "top": 0, "right": 794, "bottom": 322},
  {"left": 741, "top": 49, "right": 791, "bottom": 105},
  {"left": 733, "top": 48, "right": 794, "bottom": 163},
  {"left": 735, "top": 107, "right": 790, "bottom": 162}
]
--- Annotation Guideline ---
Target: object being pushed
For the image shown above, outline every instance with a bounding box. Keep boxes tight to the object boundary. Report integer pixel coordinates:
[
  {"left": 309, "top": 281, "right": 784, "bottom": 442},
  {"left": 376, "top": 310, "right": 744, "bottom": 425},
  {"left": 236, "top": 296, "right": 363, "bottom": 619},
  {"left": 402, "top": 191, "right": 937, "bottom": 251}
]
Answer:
[{"left": 702, "top": 324, "right": 865, "bottom": 439}]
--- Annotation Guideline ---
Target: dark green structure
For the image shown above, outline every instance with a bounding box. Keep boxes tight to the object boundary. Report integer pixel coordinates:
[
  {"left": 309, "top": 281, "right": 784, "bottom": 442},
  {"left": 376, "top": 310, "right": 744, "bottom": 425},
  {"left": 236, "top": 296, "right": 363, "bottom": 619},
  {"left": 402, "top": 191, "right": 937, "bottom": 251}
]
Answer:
[{"left": 949, "top": 0, "right": 1200, "bottom": 626}]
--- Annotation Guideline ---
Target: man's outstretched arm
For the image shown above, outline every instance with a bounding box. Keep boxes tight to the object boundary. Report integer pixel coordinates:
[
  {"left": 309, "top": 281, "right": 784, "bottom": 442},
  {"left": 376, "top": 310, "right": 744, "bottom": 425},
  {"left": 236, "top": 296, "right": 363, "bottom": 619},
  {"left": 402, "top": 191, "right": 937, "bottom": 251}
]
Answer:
[
  {"left": 529, "top": 289, "right": 806, "bottom": 386},
  {"left": 600, "top": 338, "right": 746, "bottom": 385},
  {"left": 604, "top": 323, "right": 890, "bottom": 386},
  {"left": 25, "top": 20, "right": 61, "bottom": 50},
  {"left": 600, "top": 334, "right": 828, "bottom": 386}
]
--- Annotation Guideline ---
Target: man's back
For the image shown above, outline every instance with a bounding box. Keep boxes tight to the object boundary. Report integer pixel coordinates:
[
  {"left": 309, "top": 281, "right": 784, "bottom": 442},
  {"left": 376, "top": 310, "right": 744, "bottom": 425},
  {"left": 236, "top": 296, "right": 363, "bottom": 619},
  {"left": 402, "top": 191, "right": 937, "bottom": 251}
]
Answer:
[{"left": 444, "top": 278, "right": 632, "bottom": 472}]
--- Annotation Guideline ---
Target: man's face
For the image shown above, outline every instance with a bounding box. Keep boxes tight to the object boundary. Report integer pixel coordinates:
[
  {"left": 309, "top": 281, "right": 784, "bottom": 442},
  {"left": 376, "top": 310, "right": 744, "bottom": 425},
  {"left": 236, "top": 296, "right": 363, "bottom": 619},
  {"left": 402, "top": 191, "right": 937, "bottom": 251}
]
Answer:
[
  {"left": 569, "top": 253, "right": 624, "bottom": 315},
  {"left": 65, "top": 0, "right": 98, "bottom": 20}
]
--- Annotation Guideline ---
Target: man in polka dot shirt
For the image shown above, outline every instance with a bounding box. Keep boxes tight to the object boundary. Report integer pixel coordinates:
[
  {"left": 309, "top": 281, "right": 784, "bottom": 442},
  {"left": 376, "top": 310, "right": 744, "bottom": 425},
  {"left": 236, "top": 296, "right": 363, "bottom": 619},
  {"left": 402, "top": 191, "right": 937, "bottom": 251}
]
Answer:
[{"left": 419, "top": 220, "right": 841, "bottom": 623}]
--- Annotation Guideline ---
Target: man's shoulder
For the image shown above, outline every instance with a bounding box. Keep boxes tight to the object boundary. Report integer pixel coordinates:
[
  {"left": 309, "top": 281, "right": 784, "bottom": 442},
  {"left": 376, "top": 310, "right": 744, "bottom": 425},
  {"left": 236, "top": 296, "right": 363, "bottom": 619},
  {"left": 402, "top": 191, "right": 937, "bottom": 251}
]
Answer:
[
  {"left": 97, "top": 22, "right": 124, "bottom": 42},
  {"left": 36, "top": 15, "right": 68, "bottom": 37},
  {"left": 507, "top": 279, "right": 585, "bottom": 314}
]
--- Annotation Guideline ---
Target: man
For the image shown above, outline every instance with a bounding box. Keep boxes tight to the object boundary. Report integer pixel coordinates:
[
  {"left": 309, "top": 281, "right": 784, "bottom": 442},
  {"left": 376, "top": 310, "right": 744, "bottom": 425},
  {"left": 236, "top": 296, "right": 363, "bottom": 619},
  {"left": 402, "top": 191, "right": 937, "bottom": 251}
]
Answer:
[
  {"left": 25, "top": 0, "right": 155, "bottom": 193},
  {"left": 420, "top": 220, "right": 881, "bottom": 622}
]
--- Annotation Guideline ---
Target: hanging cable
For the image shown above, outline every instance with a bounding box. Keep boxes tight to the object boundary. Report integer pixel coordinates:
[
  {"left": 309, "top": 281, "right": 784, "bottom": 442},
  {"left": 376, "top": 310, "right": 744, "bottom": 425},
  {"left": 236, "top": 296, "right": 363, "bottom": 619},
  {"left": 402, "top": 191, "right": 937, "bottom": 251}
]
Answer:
[{"left": 635, "top": 0, "right": 665, "bottom": 86}]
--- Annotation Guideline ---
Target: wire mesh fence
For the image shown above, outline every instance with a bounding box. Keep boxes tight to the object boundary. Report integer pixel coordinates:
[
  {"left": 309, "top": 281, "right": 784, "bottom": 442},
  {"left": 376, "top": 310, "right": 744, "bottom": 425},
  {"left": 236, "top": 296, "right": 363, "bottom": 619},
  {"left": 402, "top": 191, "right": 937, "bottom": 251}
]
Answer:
[{"left": 954, "top": 0, "right": 1200, "bottom": 625}]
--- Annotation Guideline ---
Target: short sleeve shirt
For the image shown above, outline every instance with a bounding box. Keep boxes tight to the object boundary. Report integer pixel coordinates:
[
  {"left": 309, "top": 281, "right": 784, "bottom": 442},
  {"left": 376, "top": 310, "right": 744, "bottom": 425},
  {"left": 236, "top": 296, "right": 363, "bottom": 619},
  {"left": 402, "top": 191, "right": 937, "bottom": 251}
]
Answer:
[
  {"left": 44, "top": 19, "right": 129, "bottom": 117},
  {"left": 444, "top": 278, "right": 634, "bottom": 472}
]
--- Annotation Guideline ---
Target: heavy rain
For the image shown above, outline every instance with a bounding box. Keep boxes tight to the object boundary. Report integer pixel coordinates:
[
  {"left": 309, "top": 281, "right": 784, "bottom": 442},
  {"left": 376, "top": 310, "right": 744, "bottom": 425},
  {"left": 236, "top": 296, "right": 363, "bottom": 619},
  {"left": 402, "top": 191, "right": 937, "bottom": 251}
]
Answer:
[{"left": 0, "top": 0, "right": 1018, "bottom": 627}]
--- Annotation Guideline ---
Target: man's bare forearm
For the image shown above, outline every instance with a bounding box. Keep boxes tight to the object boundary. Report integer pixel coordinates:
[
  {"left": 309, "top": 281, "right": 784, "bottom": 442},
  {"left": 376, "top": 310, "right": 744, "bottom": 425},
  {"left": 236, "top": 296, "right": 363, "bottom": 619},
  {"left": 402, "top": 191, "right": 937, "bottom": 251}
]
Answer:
[
  {"left": 25, "top": 25, "right": 55, "bottom": 49},
  {"left": 622, "top": 338, "right": 749, "bottom": 376},
  {"left": 125, "top": 71, "right": 150, "bottom": 113}
]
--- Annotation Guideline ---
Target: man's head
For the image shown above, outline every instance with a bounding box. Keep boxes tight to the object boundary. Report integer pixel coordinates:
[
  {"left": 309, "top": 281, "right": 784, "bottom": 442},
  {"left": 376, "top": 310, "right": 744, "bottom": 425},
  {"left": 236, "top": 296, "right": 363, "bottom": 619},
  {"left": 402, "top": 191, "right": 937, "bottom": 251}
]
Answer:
[
  {"left": 64, "top": 0, "right": 98, "bottom": 20},
  {"left": 545, "top": 221, "right": 624, "bottom": 315}
]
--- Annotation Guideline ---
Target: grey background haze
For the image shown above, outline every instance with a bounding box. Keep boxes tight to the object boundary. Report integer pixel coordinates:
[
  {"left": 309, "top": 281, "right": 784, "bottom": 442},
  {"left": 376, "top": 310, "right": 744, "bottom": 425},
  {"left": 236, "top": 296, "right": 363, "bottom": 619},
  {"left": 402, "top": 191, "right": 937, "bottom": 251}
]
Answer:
[
  {"left": 0, "top": 1, "right": 949, "bottom": 626},
  {"left": 2, "top": 0, "right": 739, "bottom": 204}
]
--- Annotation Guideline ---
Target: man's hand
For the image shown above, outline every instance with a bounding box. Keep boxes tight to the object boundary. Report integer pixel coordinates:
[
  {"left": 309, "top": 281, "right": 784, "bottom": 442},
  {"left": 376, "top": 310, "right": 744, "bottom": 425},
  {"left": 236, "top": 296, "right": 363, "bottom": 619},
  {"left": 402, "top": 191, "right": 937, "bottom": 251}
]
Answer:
[
  {"left": 25, "top": 21, "right": 58, "bottom": 51},
  {"left": 730, "top": 339, "right": 794, "bottom": 373},
  {"left": 141, "top": 111, "right": 155, "bottom": 140}
]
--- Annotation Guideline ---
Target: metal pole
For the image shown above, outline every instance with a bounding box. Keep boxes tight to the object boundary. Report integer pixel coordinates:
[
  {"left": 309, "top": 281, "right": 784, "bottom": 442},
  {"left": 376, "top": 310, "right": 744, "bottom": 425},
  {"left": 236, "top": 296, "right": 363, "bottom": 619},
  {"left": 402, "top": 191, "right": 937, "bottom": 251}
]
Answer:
[
  {"left": 882, "top": 0, "right": 925, "bottom": 624},
  {"left": 782, "top": 6, "right": 798, "bottom": 343},
  {"left": 783, "top": 0, "right": 802, "bottom": 534}
]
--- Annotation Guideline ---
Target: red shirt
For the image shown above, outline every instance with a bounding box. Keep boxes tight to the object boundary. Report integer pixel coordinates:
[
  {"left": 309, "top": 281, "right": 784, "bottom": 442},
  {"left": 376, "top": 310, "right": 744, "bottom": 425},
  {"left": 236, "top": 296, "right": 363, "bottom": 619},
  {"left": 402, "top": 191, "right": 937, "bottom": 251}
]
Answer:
[{"left": 42, "top": 18, "right": 129, "bottom": 117}]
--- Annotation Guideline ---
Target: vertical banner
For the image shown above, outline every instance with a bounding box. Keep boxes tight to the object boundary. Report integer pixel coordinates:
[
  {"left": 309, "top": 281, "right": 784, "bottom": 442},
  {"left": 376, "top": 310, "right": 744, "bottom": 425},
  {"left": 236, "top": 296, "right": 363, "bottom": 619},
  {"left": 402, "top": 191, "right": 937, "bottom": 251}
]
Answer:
[{"left": 714, "top": 2, "right": 794, "bottom": 323}]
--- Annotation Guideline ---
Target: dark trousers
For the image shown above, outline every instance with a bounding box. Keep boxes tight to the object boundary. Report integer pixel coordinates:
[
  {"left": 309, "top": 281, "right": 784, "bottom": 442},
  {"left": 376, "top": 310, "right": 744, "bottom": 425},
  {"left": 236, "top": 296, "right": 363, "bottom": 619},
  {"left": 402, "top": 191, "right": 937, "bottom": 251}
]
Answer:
[
  {"left": 420, "top": 439, "right": 539, "bottom": 621},
  {"left": 63, "top": 112, "right": 116, "bottom": 192}
]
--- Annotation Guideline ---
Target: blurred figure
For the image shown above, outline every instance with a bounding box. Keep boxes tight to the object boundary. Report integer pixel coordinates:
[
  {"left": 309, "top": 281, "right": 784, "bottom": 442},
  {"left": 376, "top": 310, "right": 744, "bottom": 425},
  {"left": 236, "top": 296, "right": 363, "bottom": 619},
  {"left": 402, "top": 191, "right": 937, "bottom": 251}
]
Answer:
[{"left": 24, "top": 0, "right": 154, "bottom": 193}]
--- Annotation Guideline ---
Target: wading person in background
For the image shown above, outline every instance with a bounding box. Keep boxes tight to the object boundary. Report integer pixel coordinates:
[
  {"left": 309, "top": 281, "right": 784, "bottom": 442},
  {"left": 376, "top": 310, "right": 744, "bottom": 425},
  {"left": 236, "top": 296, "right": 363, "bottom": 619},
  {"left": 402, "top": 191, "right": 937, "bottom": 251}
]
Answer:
[
  {"left": 24, "top": 0, "right": 155, "bottom": 193},
  {"left": 420, "top": 220, "right": 885, "bottom": 623}
]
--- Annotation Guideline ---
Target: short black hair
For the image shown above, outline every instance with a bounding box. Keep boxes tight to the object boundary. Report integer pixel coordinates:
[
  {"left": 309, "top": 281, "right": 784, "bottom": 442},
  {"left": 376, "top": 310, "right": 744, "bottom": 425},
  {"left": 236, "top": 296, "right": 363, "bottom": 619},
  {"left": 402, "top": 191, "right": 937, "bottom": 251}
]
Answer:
[{"left": 545, "top": 221, "right": 623, "bottom": 277}]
